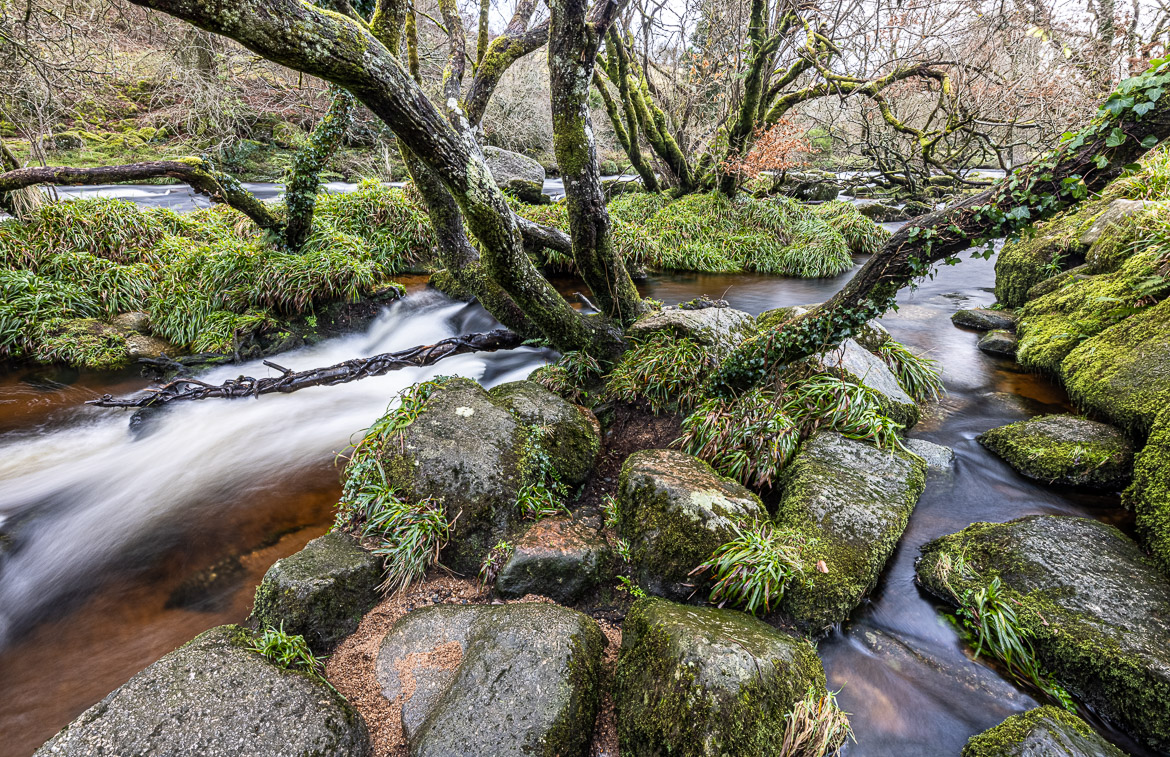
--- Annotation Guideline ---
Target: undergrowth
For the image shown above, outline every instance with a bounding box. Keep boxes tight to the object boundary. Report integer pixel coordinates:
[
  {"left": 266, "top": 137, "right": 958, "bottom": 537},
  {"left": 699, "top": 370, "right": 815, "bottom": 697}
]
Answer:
[
  {"left": 690, "top": 520, "right": 811, "bottom": 615},
  {"left": 605, "top": 332, "right": 716, "bottom": 412},
  {"left": 249, "top": 623, "right": 333, "bottom": 689},
  {"left": 778, "top": 688, "right": 854, "bottom": 757},
  {"left": 514, "top": 424, "right": 570, "bottom": 520}
]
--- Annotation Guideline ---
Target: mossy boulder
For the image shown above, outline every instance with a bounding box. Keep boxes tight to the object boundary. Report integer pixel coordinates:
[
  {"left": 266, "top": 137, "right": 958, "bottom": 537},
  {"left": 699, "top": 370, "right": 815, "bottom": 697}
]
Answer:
[
  {"left": 1061, "top": 296, "right": 1170, "bottom": 437},
  {"left": 994, "top": 198, "right": 1105, "bottom": 307},
  {"left": 34, "top": 625, "right": 370, "bottom": 756},
  {"left": 616, "top": 449, "right": 766, "bottom": 600},
  {"left": 379, "top": 378, "right": 600, "bottom": 573},
  {"left": 1125, "top": 408, "right": 1170, "bottom": 577},
  {"left": 775, "top": 431, "right": 926, "bottom": 632},
  {"left": 904, "top": 438, "right": 956, "bottom": 472},
  {"left": 977, "top": 414, "right": 1134, "bottom": 490},
  {"left": 501, "top": 178, "right": 550, "bottom": 205},
  {"left": 482, "top": 145, "right": 546, "bottom": 186},
  {"left": 815, "top": 338, "right": 920, "bottom": 428},
  {"left": 375, "top": 603, "right": 603, "bottom": 757},
  {"left": 627, "top": 306, "right": 758, "bottom": 362},
  {"left": 249, "top": 531, "right": 381, "bottom": 653},
  {"left": 495, "top": 516, "right": 612, "bottom": 603},
  {"left": 952, "top": 308, "right": 1018, "bottom": 331},
  {"left": 857, "top": 202, "right": 907, "bottom": 222},
  {"left": 917, "top": 515, "right": 1170, "bottom": 750},
  {"left": 614, "top": 597, "right": 828, "bottom": 757},
  {"left": 978, "top": 329, "right": 1019, "bottom": 357},
  {"left": 1082, "top": 199, "right": 1162, "bottom": 273},
  {"left": 962, "top": 706, "right": 1126, "bottom": 757}
]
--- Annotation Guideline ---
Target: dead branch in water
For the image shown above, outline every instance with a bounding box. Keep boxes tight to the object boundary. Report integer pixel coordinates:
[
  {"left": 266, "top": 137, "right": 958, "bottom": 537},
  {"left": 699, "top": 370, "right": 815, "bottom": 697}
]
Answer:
[{"left": 88, "top": 329, "right": 525, "bottom": 408}]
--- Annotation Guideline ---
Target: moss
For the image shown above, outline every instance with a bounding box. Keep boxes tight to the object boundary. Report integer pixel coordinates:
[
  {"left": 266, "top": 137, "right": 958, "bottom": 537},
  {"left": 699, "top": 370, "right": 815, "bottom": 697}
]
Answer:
[
  {"left": 961, "top": 706, "right": 1119, "bottom": 757},
  {"left": 994, "top": 197, "right": 1107, "bottom": 307},
  {"left": 614, "top": 597, "right": 827, "bottom": 757},
  {"left": 1125, "top": 408, "right": 1170, "bottom": 577},
  {"left": 32, "top": 318, "right": 129, "bottom": 370},
  {"left": 543, "top": 619, "right": 605, "bottom": 757},
  {"left": 977, "top": 415, "right": 1134, "bottom": 490}
]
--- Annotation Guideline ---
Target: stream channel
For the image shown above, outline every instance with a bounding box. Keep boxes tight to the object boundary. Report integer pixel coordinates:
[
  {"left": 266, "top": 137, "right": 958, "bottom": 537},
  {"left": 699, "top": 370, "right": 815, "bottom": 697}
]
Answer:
[{"left": 0, "top": 183, "right": 1150, "bottom": 756}]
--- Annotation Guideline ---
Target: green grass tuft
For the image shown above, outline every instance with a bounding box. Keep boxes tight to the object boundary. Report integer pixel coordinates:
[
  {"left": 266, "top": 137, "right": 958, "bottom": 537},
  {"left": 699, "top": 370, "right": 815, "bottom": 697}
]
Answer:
[
  {"left": 690, "top": 519, "right": 810, "bottom": 616},
  {"left": 605, "top": 332, "right": 715, "bottom": 412}
]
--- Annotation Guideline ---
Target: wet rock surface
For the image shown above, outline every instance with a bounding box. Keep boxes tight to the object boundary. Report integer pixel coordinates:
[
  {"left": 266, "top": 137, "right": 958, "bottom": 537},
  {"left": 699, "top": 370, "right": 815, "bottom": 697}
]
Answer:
[
  {"left": 626, "top": 306, "right": 758, "bottom": 361},
  {"left": 614, "top": 597, "right": 826, "bottom": 757},
  {"left": 977, "top": 414, "right": 1134, "bottom": 490},
  {"left": 904, "top": 438, "right": 956, "bottom": 472},
  {"left": 616, "top": 449, "right": 765, "bottom": 600},
  {"left": 250, "top": 531, "right": 382, "bottom": 653},
  {"left": 952, "top": 308, "right": 1018, "bottom": 331},
  {"left": 918, "top": 515, "right": 1170, "bottom": 750},
  {"left": 376, "top": 603, "right": 603, "bottom": 757},
  {"left": 978, "top": 329, "right": 1019, "bottom": 357},
  {"left": 962, "top": 706, "right": 1126, "bottom": 757},
  {"left": 815, "top": 338, "right": 920, "bottom": 428},
  {"left": 495, "top": 516, "right": 612, "bottom": 603},
  {"left": 776, "top": 431, "right": 926, "bottom": 632},
  {"left": 34, "top": 625, "right": 370, "bottom": 757}
]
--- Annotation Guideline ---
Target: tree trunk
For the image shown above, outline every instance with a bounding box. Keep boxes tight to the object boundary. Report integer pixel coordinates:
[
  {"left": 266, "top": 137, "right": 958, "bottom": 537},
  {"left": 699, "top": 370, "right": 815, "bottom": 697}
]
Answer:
[{"left": 283, "top": 87, "right": 356, "bottom": 250}]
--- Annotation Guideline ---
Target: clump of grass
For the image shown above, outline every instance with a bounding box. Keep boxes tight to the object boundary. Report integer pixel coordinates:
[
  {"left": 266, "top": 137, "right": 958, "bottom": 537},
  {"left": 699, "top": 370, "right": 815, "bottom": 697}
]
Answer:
[
  {"left": 877, "top": 340, "right": 945, "bottom": 402},
  {"left": 680, "top": 388, "right": 801, "bottom": 489},
  {"left": 747, "top": 215, "right": 852, "bottom": 277},
  {"left": 478, "top": 539, "right": 513, "bottom": 588},
  {"left": 249, "top": 622, "right": 332, "bottom": 687},
  {"left": 605, "top": 332, "right": 715, "bottom": 412},
  {"left": 778, "top": 687, "right": 854, "bottom": 757},
  {"left": 690, "top": 520, "right": 810, "bottom": 616},
  {"left": 0, "top": 269, "right": 100, "bottom": 357},
  {"left": 342, "top": 377, "right": 453, "bottom": 471},
  {"left": 530, "top": 350, "right": 604, "bottom": 404},
  {"left": 515, "top": 424, "right": 569, "bottom": 520},
  {"left": 783, "top": 373, "right": 905, "bottom": 449},
  {"left": 32, "top": 318, "right": 130, "bottom": 370},
  {"left": 369, "top": 495, "right": 452, "bottom": 594},
  {"left": 812, "top": 200, "right": 891, "bottom": 255}
]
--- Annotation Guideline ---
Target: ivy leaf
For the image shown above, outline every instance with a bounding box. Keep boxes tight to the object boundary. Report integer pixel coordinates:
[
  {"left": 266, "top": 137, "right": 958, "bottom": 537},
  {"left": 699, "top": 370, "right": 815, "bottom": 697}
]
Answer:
[
  {"left": 1147, "top": 87, "right": 1165, "bottom": 102},
  {"left": 1006, "top": 206, "right": 1032, "bottom": 222},
  {"left": 1105, "top": 128, "right": 1127, "bottom": 147},
  {"left": 1134, "top": 102, "right": 1156, "bottom": 116},
  {"left": 1142, "top": 135, "right": 1161, "bottom": 149},
  {"left": 1094, "top": 154, "right": 1110, "bottom": 169}
]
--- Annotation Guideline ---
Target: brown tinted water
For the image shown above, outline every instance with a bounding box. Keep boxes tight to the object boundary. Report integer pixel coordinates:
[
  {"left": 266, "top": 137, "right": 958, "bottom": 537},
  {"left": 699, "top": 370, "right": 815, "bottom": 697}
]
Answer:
[{"left": 0, "top": 252, "right": 1156, "bottom": 756}]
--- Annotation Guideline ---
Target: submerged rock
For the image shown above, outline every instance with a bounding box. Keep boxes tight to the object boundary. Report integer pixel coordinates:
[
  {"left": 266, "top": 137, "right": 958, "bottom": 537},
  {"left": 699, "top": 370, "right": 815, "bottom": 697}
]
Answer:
[
  {"left": 962, "top": 706, "right": 1126, "bottom": 757},
  {"left": 250, "top": 531, "right": 382, "bottom": 653},
  {"left": 1126, "top": 408, "right": 1170, "bottom": 577},
  {"left": 775, "top": 431, "right": 926, "bottom": 632},
  {"left": 815, "top": 338, "right": 920, "bottom": 428},
  {"left": 952, "top": 308, "right": 1018, "bottom": 331},
  {"left": 482, "top": 145, "right": 545, "bottom": 186},
  {"left": 917, "top": 516, "right": 1170, "bottom": 750},
  {"left": 35, "top": 625, "right": 370, "bottom": 756},
  {"left": 495, "top": 516, "right": 611, "bottom": 603},
  {"left": 978, "top": 329, "right": 1018, "bottom": 357},
  {"left": 380, "top": 378, "right": 599, "bottom": 572},
  {"left": 614, "top": 597, "right": 829, "bottom": 757},
  {"left": 376, "top": 603, "right": 603, "bottom": 757},
  {"left": 977, "top": 414, "right": 1134, "bottom": 490},
  {"left": 616, "top": 449, "right": 766, "bottom": 599},
  {"left": 626, "top": 306, "right": 757, "bottom": 361}
]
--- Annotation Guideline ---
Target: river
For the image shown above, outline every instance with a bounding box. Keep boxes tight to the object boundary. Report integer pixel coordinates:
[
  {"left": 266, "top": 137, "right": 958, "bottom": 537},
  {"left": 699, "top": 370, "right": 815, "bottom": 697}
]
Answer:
[{"left": 0, "top": 194, "right": 1150, "bottom": 756}]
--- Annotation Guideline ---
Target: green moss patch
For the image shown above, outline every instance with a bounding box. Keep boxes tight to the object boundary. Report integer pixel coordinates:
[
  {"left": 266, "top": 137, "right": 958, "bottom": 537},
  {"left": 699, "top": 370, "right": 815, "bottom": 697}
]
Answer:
[
  {"left": 962, "top": 706, "right": 1125, "bottom": 757},
  {"left": 1125, "top": 408, "right": 1170, "bottom": 577},
  {"left": 977, "top": 414, "right": 1134, "bottom": 490}
]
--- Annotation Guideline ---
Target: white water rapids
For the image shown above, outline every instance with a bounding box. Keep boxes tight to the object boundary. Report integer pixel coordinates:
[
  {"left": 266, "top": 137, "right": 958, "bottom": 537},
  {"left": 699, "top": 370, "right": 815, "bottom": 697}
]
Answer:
[{"left": 0, "top": 291, "right": 552, "bottom": 649}]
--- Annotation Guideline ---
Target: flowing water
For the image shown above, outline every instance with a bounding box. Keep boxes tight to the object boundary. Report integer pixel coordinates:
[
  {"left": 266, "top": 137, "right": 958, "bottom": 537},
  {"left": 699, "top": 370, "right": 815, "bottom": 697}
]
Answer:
[{"left": 0, "top": 213, "right": 1154, "bottom": 755}]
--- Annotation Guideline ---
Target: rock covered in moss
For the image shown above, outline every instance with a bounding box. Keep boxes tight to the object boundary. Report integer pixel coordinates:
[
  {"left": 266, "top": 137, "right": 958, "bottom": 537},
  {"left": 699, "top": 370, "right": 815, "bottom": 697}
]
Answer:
[
  {"left": 775, "top": 431, "right": 926, "bottom": 632},
  {"left": 1081, "top": 198, "right": 1158, "bottom": 248},
  {"left": 815, "top": 338, "right": 920, "bottom": 428},
  {"left": 376, "top": 603, "right": 603, "bottom": 757},
  {"left": 952, "top": 308, "right": 1018, "bottom": 331},
  {"left": 978, "top": 329, "right": 1019, "bottom": 357},
  {"left": 495, "top": 516, "right": 612, "bottom": 603},
  {"left": 379, "top": 378, "right": 599, "bottom": 573},
  {"left": 977, "top": 414, "right": 1134, "bottom": 490},
  {"left": 1126, "top": 408, "right": 1170, "bottom": 577},
  {"left": 110, "top": 311, "right": 151, "bottom": 333},
  {"left": 614, "top": 597, "right": 828, "bottom": 757},
  {"left": 627, "top": 306, "right": 757, "bottom": 362},
  {"left": 501, "top": 178, "right": 551, "bottom": 205},
  {"left": 994, "top": 198, "right": 1104, "bottom": 307},
  {"left": 249, "top": 531, "right": 381, "bottom": 653},
  {"left": 1062, "top": 296, "right": 1170, "bottom": 437},
  {"left": 917, "top": 516, "right": 1170, "bottom": 750},
  {"left": 1025, "top": 265, "right": 1091, "bottom": 301},
  {"left": 962, "top": 706, "right": 1125, "bottom": 757},
  {"left": 617, "top": 449, "right": 765, "bottom": 599},
  {"left": 481, "top": 145, "right": 545, "bottom": 186},
  {"left": 857, "top": 202, "right": 907, "bottom": 222},
  {"left": 34, "top": 625, "right": 370, "bottom": 756}
]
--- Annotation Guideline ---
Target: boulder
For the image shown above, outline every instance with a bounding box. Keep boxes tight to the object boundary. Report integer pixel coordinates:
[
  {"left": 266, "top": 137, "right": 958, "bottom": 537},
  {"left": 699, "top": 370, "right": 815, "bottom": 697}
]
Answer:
[
  {"left": 125, "top": 332, "right": 178, "bottom": 360},
  {"left": 501, "top": 178, "right": 550, "bottom": 205},
  {"left": 250, "top": 531, "right": 382, "bottom": 653},
  {"left": 376, "top": 603, "right": 603, "bottom": 757},
  {"left": 616, "top": 449, "right": 766, "bottom": 600},
  {"left": 962, "top": 706, "right": 1126, "bottom": 757},
  {"left": 917, "top": 516, "right": 1170, "bottom": 750},
  {"left": 380, "top": 378, "right": 599, "bottom": 572},
  {"left": 482, "top": 146, "right": 545, "bottom": 186},
  {"left": 495, "top": 516, "right": 611, "bottom": 603},
  {"left": 1125, "top": 408, "right": 1170, "bottom": 577},
  {"left": 977, "top": 414, "right": 1134, "bottom": 490},
  {"left": 614, "top": 597, "right": 829, "bottom": 757},
  {"left": 951, "top": 308, "right": 1018, "bottom": 331},
  {"left": 775, "top": 431, "right": 926, "bottom": 631},
  {"left": 815, "top": 338, "right": 920, "bottom": 428},
  {"left": 978, "top": 330, "right": 1018, "bottom": 357},
  {"left": 626, "top": 306, "right": 757, "bottom": 362},
  {"left": 755, "top": 304, "right": 813, "bottom": 331},
  {"left": 35, "top": 625, "right": 370, "bottom": 756},
  {"left": 1080, "top": 198, "right": 1157, "bottom": 247},
  {"left": 994, "top": 198, "right": 1103, "bottom": 307},
  {"left": 110, "top": 311, "right": 151, "bottom": 334},
  {"left": 857, "top": 202, "right": 908, "bottom": 222},
  {"left": 904, "top": 438, "right": 956, "bottom": 472}
]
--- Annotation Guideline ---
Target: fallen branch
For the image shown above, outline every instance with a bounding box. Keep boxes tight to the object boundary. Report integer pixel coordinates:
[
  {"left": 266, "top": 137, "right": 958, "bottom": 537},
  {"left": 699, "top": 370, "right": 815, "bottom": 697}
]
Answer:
[{"left": 89, "top": 329, "right": 524, "bottom": 408}]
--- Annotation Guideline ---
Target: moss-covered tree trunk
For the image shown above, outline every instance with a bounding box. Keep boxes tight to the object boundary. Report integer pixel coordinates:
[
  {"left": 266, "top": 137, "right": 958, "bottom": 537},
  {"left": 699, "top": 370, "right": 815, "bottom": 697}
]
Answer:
[
  {"left": 283, "top": 87, "right": 356, "bottom": 250},
  {"left": 547, "top": 0, "right": 644, "bottom": 325},
  {"left": 717, "top": 0, "right": 777, "bottom": 198}
]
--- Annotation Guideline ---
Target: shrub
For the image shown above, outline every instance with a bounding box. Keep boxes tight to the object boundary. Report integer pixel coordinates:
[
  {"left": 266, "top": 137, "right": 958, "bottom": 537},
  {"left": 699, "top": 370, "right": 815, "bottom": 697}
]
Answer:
[{"left": 605, "top": 332, "right": 715, "bottom": 412}]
